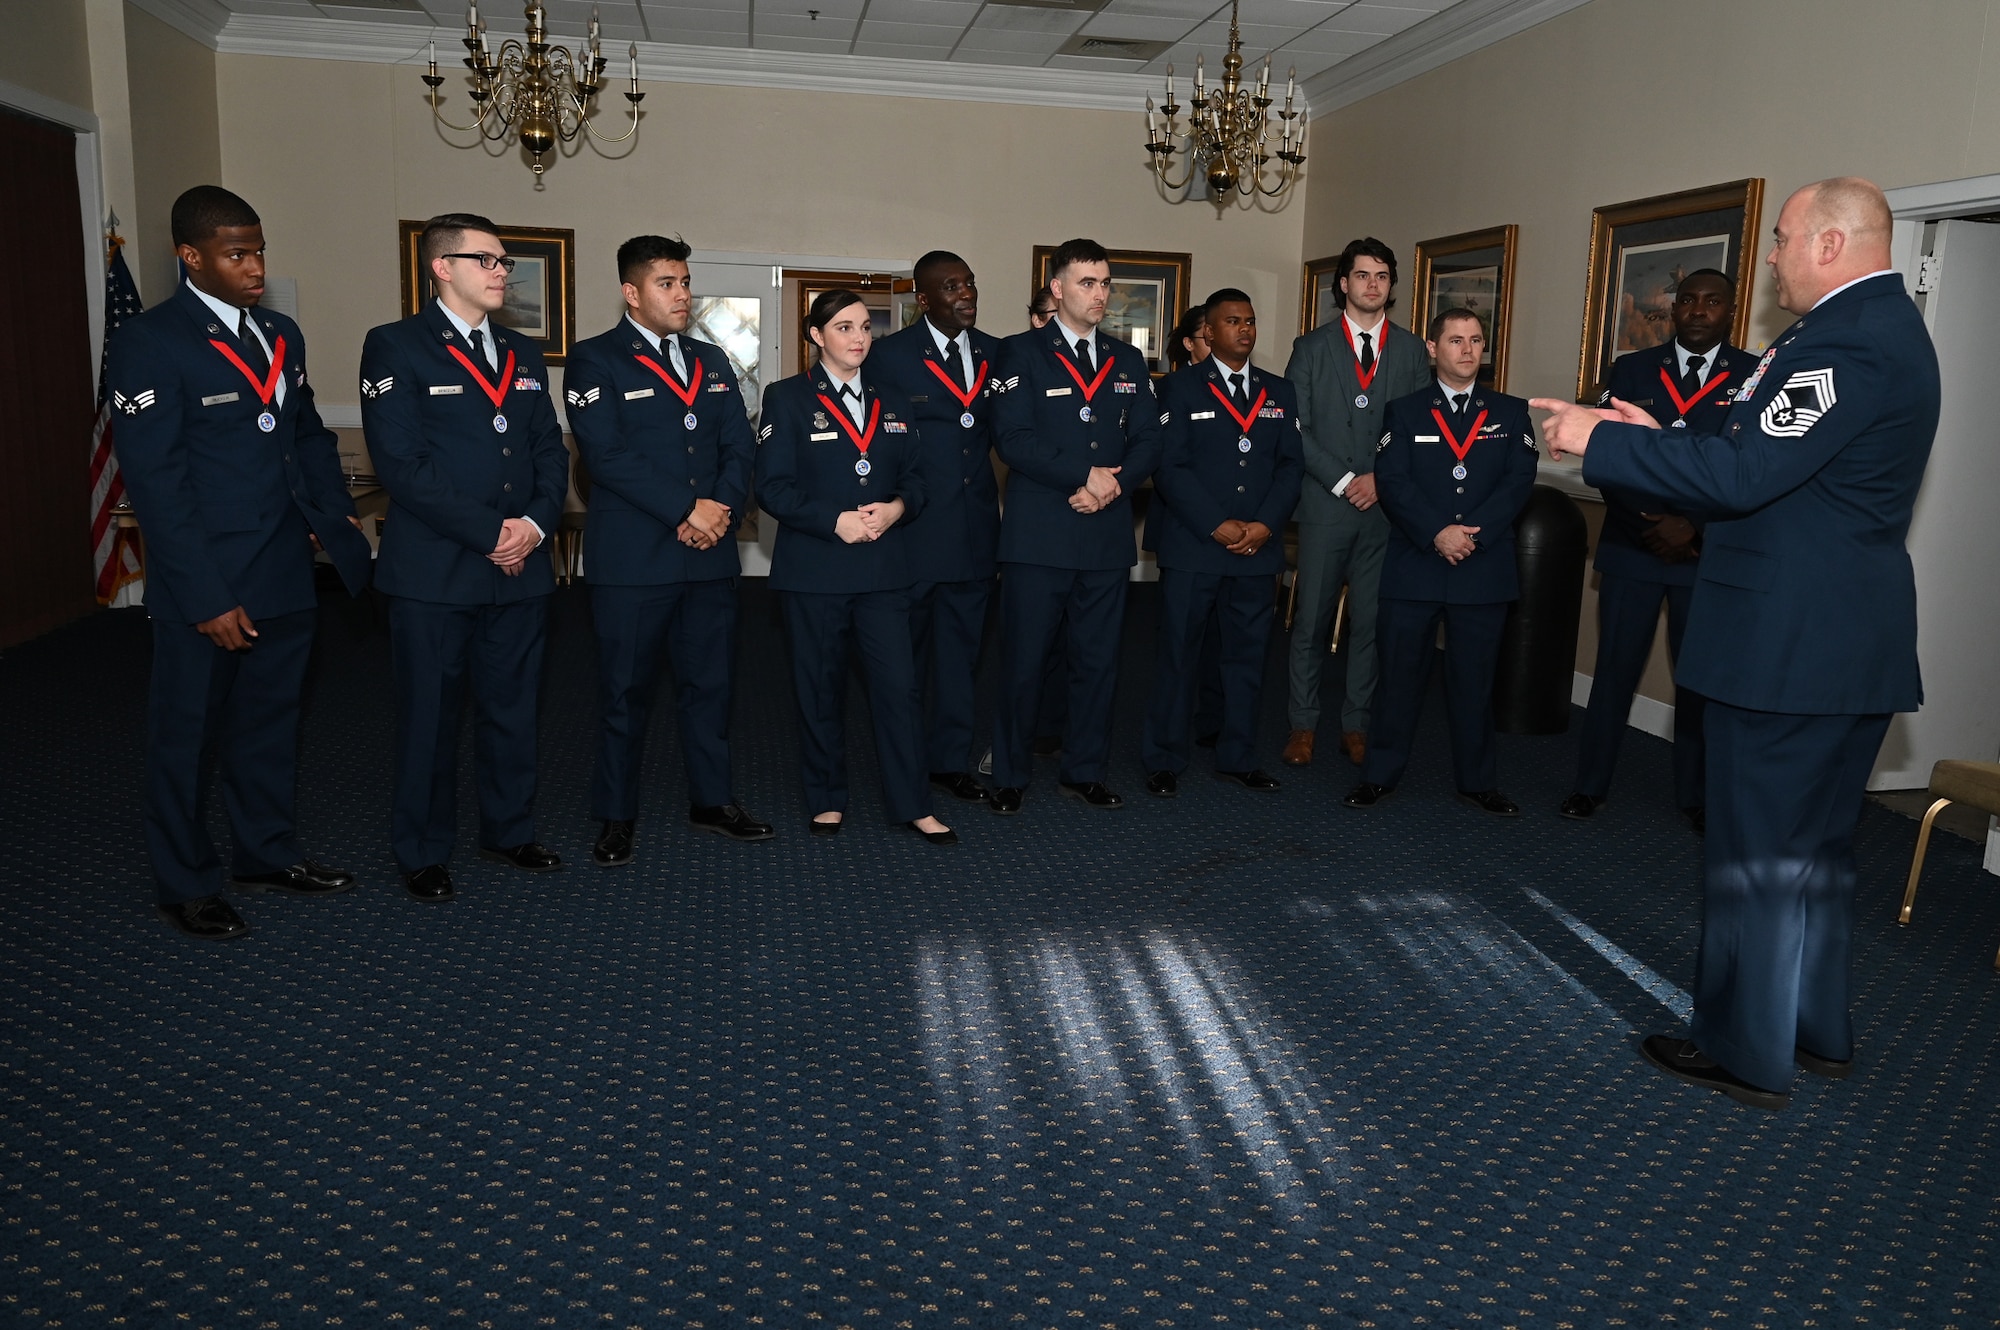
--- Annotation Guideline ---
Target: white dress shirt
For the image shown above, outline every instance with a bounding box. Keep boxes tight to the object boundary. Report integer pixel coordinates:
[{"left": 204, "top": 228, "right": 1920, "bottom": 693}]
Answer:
[
  {"left": 926, "top": 317, "right": 974, "bottom": 387},
  {"left": 1052, "top": 313, "right": 1099, "bottom": 369},
  {"left": 437, "top": 300, "right": 541, "bottom": 541},
  {"left": 821, "top": 362, "right": 867, "bottom": 428},
  {"left": 189, "top": 283, "right": 286, "bottom": 408}
]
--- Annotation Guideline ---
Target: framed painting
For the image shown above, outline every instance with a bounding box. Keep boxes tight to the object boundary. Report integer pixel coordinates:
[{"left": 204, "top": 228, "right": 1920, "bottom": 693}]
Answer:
[
  {"left": 1031, "top": 246, "right": 1191, "bottom": 375},
  {"left": 788, "top": 270, "right": 908, "bottom": 371},
  {"left": 1299, "top": 253, "right": 1344, "bottom": 334},
  {"left": 1410, "top": 224, "right": 1519, "bottom": 391},
  {"left": 1575, "top": 179, "right": 1763, "bottom": 402},
  {"left": 398, "top": 220, "right": 576, "bottom": 364}
]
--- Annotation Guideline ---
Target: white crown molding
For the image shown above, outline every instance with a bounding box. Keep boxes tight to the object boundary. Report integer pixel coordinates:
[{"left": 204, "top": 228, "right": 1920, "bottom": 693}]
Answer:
[
  {"left": 212, "top": 13, "right": 1160, "bottom": 112},
  {"left": 0, "top": 74, "right": 99, "bottom": 132},
  {"left": 127, "top": 0, "right": 231, "bottom": 46},
  {"left": 1301, "top": 0, "right": 1594, "bottom": 117}
]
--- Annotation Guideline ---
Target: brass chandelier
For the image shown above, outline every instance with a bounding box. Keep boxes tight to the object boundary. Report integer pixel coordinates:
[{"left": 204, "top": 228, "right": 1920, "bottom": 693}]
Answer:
[
  {"left": 1142, "top": 0, "right": 1306, "bottom": 206},
  {"left": 424, "top": 1, "right": 643, "bottom": 187}
]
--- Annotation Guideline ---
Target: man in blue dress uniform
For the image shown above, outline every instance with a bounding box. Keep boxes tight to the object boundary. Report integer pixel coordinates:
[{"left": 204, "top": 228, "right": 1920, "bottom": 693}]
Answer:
[
  {"left": 1344, "top": 309, "right": 1539, "bottom": 816},
  {"left": 1563, "top": 268, "right": 1753, "bottom": 829},
  {"left": 1538, "top": 177, "right": 1939, "bottom": 1111},
  {"left": 1142, "top": 290, "right": 1302, "bottom": 795},
  {"left": 359, "top": 213, "right": 571, "bottom": 901},
  {"left": 869, "top": 250, "right": 1003, "bottom": 804},
  {"left": 986, "top": 238, "right": 1162, "bottom": 814},
  {"left": 108, "top": 186, "right": 372, "bottom": 940},
  {"left": 564, "top": 235, "right": 773, "bottom": 867}
]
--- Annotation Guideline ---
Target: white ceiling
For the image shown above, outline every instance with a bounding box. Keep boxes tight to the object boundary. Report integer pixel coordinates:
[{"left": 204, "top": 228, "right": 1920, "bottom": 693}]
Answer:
[{"left": 137, "top": 0, "right": 1593, "bottom": 113}]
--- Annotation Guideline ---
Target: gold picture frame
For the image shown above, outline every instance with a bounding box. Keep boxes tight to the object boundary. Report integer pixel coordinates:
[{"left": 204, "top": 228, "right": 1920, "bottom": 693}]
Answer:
[
  {"left": 1299, "top": 253, "right": 1344, "bottom": 335},
  {"left": 1031, "top": 245, "right": 1191, "bottom": 375},
  {"left": 1410, "top": 225, "right": 1519, "bottom": 391},
  {"left": 398, "top": 220, "right": 576, "bottom": 364},
  {"left": 1575, "top": 179, "right": 1763, "bottom": 402}
]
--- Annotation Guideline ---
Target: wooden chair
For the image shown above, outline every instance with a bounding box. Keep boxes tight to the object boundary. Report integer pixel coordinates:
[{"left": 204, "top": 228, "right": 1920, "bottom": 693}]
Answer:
[
  {"left": 553, "top": 454, "right": 591, "bottom": 584},
  {"left": 1896, "top": 758, "right": 2000, "bottom": 969}
]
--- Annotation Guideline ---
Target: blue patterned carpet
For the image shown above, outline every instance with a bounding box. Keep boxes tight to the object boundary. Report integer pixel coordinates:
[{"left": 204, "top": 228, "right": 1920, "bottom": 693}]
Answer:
[{"left": 3, "top": 580, "right": 1996, "bottom": 1328}]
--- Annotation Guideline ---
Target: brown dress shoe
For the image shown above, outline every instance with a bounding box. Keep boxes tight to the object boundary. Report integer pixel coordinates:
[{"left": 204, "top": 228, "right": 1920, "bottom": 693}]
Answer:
[
  {"left": 1282, "top": 730, "right": 1314, "bottom": 766},
  {"left": 1341, "top": 731, "right": 1367, "bottom": 765}
]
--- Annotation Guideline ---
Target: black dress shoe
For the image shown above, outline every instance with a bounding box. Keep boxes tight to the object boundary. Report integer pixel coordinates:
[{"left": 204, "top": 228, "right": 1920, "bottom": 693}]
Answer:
[
  {"left": 1060, "top": 781, "right": 1124, "bottom": 809},
  {"left": 1640, "top": 1034, "right": 1788, "bottom": 1110},
  {"left": 1194, "top": 731, "right": 1220, "bottom": 749},
  {"left": 1216, "top": 769, "right": 1281, "bottom": 792},
  {"left": 404, "top": 864, "right": 455, "bottom": 902},
  {"left": 1458, "top": 788, "right": 1521, "bottom": 817},
  {"left": 908, "top": 821, "right": 959, "bottom": 845},
  {"left": 1342, "top": 782, "right": 1393, "bottom": 809},
  {"left": 594, "top": 819, "right": 635, "bottom": 867},
  {"left": 1684, "top": 806, "right": 1707, "bottom": 836},
  {"left": 1559, "top": 793, "right": 1604, "bottom": 820},
  {"left": 929, "top": 772, "right": 990, "bottom": 802},
  {"left": 1031, "top": 735, "right": 1062, "bottom": 758},
  {"left": 690, "top": 804, "right": 777, "bottom": 841},
  {"left": 988, "top": 787, "right": 1023, "bottom": 815},
  {"left": 1145, "top": 770, "right": 1179, "bottom": 798},
  {"left": 478, "top": 841, "right": 563, "bottom": 872},
  {"left": 231, "top": 860, "right": 357, "bottom": 895},
  {"left": 157, "top": 894, "right": 249, "bottom": 940},
  {"left": 809, "top": 817, "right": 843, "bottom": 837},
  {"left": 1796, "top": 1045, "right": 1853, "bottom": 1079}
]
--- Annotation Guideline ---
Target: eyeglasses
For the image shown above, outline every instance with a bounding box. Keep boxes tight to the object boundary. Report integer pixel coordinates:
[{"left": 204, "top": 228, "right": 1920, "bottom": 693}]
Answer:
[
  {"left": 443, "top": 252, "right": 517, "bottom": 273},
  {"left": 1029, "top": 306, "right": 1055, "bottom": 321}
]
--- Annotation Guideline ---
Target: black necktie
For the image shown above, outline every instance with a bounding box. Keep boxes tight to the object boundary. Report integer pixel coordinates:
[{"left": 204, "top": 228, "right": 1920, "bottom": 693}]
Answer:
[
  {"left": 237, "top": 309, "right": 269, "bottom": 377},
  {"left": 840, "top": 382, "right": 863, "bottom": 427},
  {"left": 1230, "top": 372, "right": 1248, "bottom": 408},
  {"left": 1681, "top": 353, "right": 1705, "bottom": 401},
  {"left": 469, "top": 328, "right": 492, "bottom": 374},
  {"left": 1074, "top": 337, "right": 1094, "bottom": 373},
  {"left": 1358, "top": 330, "right": 1374, "bottom": 375},
  {"left": 943, "top": 337, "right": 969, "bottom": 390},
  {"left": 1451, "top": 392, "right": 1468, "bottom": 418}
]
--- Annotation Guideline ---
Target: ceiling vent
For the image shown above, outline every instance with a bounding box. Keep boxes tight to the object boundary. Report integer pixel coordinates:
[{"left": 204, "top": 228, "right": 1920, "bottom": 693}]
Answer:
[{"left": 1056, "top": 33, "right": 1170, "bottom": 60}]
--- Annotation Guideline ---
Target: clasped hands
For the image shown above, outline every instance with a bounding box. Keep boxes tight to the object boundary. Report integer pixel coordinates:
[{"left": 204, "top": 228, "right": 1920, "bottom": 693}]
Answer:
[
  {"left": 835, "top": 498, "right": 906, "bottom": 545},
  {"left": 1068, "top": 466, "right": 1123, "bottom": 514},
  {"left": 489, "top": 516, "right": 543, "bottom": 577},
  {"left": 677, "top": 497, "right": 732, "bottom": 551},
  {"left": 1211, "top": 519, "right": 1273, "bottom": 556}
]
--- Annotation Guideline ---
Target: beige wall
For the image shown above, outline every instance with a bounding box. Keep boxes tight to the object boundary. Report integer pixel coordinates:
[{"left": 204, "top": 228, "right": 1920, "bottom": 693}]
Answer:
[
  {"left": 1304, "top": 0, "right": 2000, "bottom": 700},
  {"left": 0, "top": 0, "right": 93, "bottom": 109},
  {"left": 124, "top": 3, "right": 220, "bottom": 302},
  {"left": 213, "top": 53, "right": 1307, "bottom": 410}
]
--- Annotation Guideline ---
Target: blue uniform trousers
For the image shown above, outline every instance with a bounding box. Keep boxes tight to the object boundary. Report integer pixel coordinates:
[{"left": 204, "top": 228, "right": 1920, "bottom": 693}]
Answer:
[
  {"left": 1694, "top": 703, "right": 1891, "bottom": 1092},
  {"left": 909, "top": 576, "right": 992, "bottom": 774},
  {"left": 1361, "top": 598, "right": 1508, "bottom": 792},
  {"left": 993, "top": 564, "right": 1126, "bottom": 788},
  {"left": 1576, "top": 573, "right": 1705, "bottom": 809},
  {"left": 589, "top": 579, "right": 738, "bottom": 818},
  {"left": 389, "top": 595, "right": 548, "bottom": 870},
  {"left": 781, "top": 588, "right": 932, "bottom": 823},
  {"left": 1143, "top": 571, "right": 1272, "bottom": 774},
  {"left": 144, "top": 608, "right": 316, "bottom": 904}
]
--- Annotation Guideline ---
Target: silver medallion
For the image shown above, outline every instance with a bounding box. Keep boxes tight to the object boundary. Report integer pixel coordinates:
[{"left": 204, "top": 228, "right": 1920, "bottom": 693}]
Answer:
[
  {"left": 684, "top": 412, "right": 698, "bottom": 431},
  {"left": 493, "top": 414, "right": 508, "bottom": 433},
  {"left": 256, "top": 411, "right": 277, "bottom": 434},
  {"left": 854, "top": 456, "right": 871, "bottom": 477},
  {"left": 1671, "top": 418, "right": 1688, "bottom": 429},
  {"left": 1079, "top": 405, "right": 1093, "bottom": 423},
  {"left": 1354, "top": 393, "right": 1369, "bottom": 409},
  {"left": 960, "top": 411, "right": 976, "bottom": 429},
  {"left": 1451, "top": 463, "right": 1466, "bottom": 481},
  {"left": 1237, "top": 436, "right": 1252, "bottom": 453}
]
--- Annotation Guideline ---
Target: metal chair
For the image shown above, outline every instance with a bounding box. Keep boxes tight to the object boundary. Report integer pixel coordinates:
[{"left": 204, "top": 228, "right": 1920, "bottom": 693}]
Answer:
[{"left": 1896, "top": 758, "right": 2000, "bottom": 970}]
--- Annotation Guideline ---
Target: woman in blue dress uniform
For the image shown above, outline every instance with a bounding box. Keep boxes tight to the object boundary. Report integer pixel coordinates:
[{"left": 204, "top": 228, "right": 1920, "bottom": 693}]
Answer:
[{"left": 756, "top": 290, "right": 956, "bottom": 844}]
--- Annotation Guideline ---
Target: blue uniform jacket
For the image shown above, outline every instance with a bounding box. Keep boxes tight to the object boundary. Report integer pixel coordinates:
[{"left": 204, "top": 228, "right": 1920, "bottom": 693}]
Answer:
[
  {"left": 1582, "top": 272, "right": 1938, "bottom": 715},
  {"left": 1152, "top": 360, "right": 1304, "bottom": 577},
  {"left": 867, "top": 320, "right": 1002, "bottom": 584},
  {"left": 990, "top": 322, "right": 1162, "bottom": 572},
  {"left": 755, "top": 366, "right": 927, "bottom": 595},
  {"left": 563, "top": 320, "right": 753, "bottom": 585},
  {"left": 1593, "top": 340, "right": 1755, "bottom": 584},
  {"left": 106, "top": 284, "right": 369, "bottom": 625},
  {"left": 358, "top": 302, "right": 569, "bottom": 604},
  {"left": 1375, "top": 383, "right": 1540, "bottom": 604}
]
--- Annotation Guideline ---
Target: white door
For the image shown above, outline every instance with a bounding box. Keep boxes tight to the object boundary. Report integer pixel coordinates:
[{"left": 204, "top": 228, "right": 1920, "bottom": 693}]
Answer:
[
  {"left": 686, "top": 257, "right": 783, "bottom": 575},
  {"left": 1871, "top": 219, "right": 2000, "bottom": 794}
]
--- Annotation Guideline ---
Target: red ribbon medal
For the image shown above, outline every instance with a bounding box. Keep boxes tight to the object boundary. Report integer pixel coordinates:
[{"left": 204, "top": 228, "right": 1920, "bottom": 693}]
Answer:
[
  {"left": 638, "top": 352, "right": 704, "bottom": 430},
  {"left": 1340, "top": 318, "right": 1383, "bottom": 406},
  {"left": 816, "top": 391, "right": 882, "bottom": 477},
  {"left": 446, "top": 342, "right": 518, "bottom": 433},
  {"left": 208, "top": 334, "right": 288, "bottom": 432},
  {"left": 1658, "top": 366, "right": 1731, "bottom": 424},
  {"left": 1209, "top": 378, "right": 1269, "bottom": 452},
  {"left": 1056, "top": 346, "right": 1114, "bottom": 422},
  {"left": 926, "top": 356, "right": 990, "bottom": 428},
  {"left": 1430, "top": 405, "right": 1489, "bottom": 480}
]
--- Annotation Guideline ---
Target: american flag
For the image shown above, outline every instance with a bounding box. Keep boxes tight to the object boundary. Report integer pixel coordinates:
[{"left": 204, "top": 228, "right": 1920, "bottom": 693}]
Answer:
[{"left": 90, "top": 240, "right": 145, "bottom": 604}]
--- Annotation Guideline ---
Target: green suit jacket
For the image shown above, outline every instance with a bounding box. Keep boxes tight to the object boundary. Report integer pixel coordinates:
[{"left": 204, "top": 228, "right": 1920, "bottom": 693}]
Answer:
[{"left": 1284, "top": 314, "right": 1432, "bottom": 525}]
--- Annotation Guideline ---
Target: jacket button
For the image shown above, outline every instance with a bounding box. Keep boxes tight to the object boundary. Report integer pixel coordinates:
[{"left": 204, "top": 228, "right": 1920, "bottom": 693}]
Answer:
[
  {"left": 283, "top": 454, "right": 291, "bottom": 463},
  {"left": 1239, "top": 458, "right": 1248, "bottom": 467},
  {"left": 963, "top": 477, "right": 970, "bottom": 486},
  {"left": 1455, "top": 486, "right": 1464, "bottom": 494},
  {"left": 859, "top": 478, "right": 869, "bottom": 486},
  {"left": 1089, "top": 441, "right": 1098, "bottom": 450},
  {"left": 503, "top": 483, "right": 513, "bottom": 492},
  {"left": 502, "top": 447, "right": 512, "bottom": 456},
  {"left": 1236, "top": 485, "right": 1245, "bottom": 493},
  {"left": 689, "top": 478, "right": 697, "bottom": 486},
  {"left": 687, "top": 446, "right": 695, "bottom": 454}
]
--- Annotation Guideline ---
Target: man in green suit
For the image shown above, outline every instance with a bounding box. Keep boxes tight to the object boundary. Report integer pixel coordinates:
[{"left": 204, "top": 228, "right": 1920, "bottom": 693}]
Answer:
[{"left": 1282, "top": 238, "right": 1433, "bottom": 768}]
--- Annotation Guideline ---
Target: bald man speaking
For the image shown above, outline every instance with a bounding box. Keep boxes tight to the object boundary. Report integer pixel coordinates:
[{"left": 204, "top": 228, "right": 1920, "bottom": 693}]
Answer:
[{"left": 1536, "top": 178, "right": 1940, "bottom": 1111}]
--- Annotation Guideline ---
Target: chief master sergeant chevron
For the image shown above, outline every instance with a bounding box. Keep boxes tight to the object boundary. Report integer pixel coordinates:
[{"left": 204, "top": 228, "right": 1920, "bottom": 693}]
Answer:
[{"left": 1535, "top": 176, "right": 1941, "bottom": 1113}]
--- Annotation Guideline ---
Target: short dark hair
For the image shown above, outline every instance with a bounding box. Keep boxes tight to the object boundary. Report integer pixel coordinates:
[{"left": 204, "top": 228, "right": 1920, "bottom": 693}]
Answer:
[
  {"left": 420, "top": 212, "right": 502, "bottom": 269},
  {"left": 1168, "top": 304, "right": 1209, "bottom": 369},
  {"left": 617, "top": 234, "right": 691, "bottom": 285},
  {"left": 1029, "top": 287, "right": 1056, "bottom": 315},
  {"left": 1335, "top": 237, "right": 1398, "bottom": 308},
  {"left": 807, "top": 287, "right": 868, "bottom": 333},
  {"left": 1047, "top": 238, "right": 1109, "bottom": 283},
  {"left": 170, "top": 186, "right": 259, "bottom": 247},
  {"left": 1427, "top": 306, "right": 1483, "bottom": 341},
  {"left": 913, "top": 250, "right": 969, "bottom": 289},
  {"left": 1203, "top": 287, "right": 1253, "bottom": 311},
  {"left": 1677, "top": 267, "right": 1735, "bottom": 292}
]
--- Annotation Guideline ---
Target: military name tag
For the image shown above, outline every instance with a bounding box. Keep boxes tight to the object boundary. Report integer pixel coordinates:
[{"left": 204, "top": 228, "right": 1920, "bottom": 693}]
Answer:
[
  {"left": 430, "top": 385, "right": 463, "bottom": 396},
  {"left": 1414, "top": 434, "right": 1440, "bottom": 444},
  {"left": 624, "top": 388, "right": 655, "bottom": 400},
  {"left": 201, "top": 392, "right": 240, "bottom": 406},
  {"left": 1191, "top": 411, "right": 1216, "bottom": 420},
  {"left": 810, "top": 431, "right": 839, "bottom": 442},
  {"left": 1046, "top": 387, "right": 1073, "bottom": 397}
]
